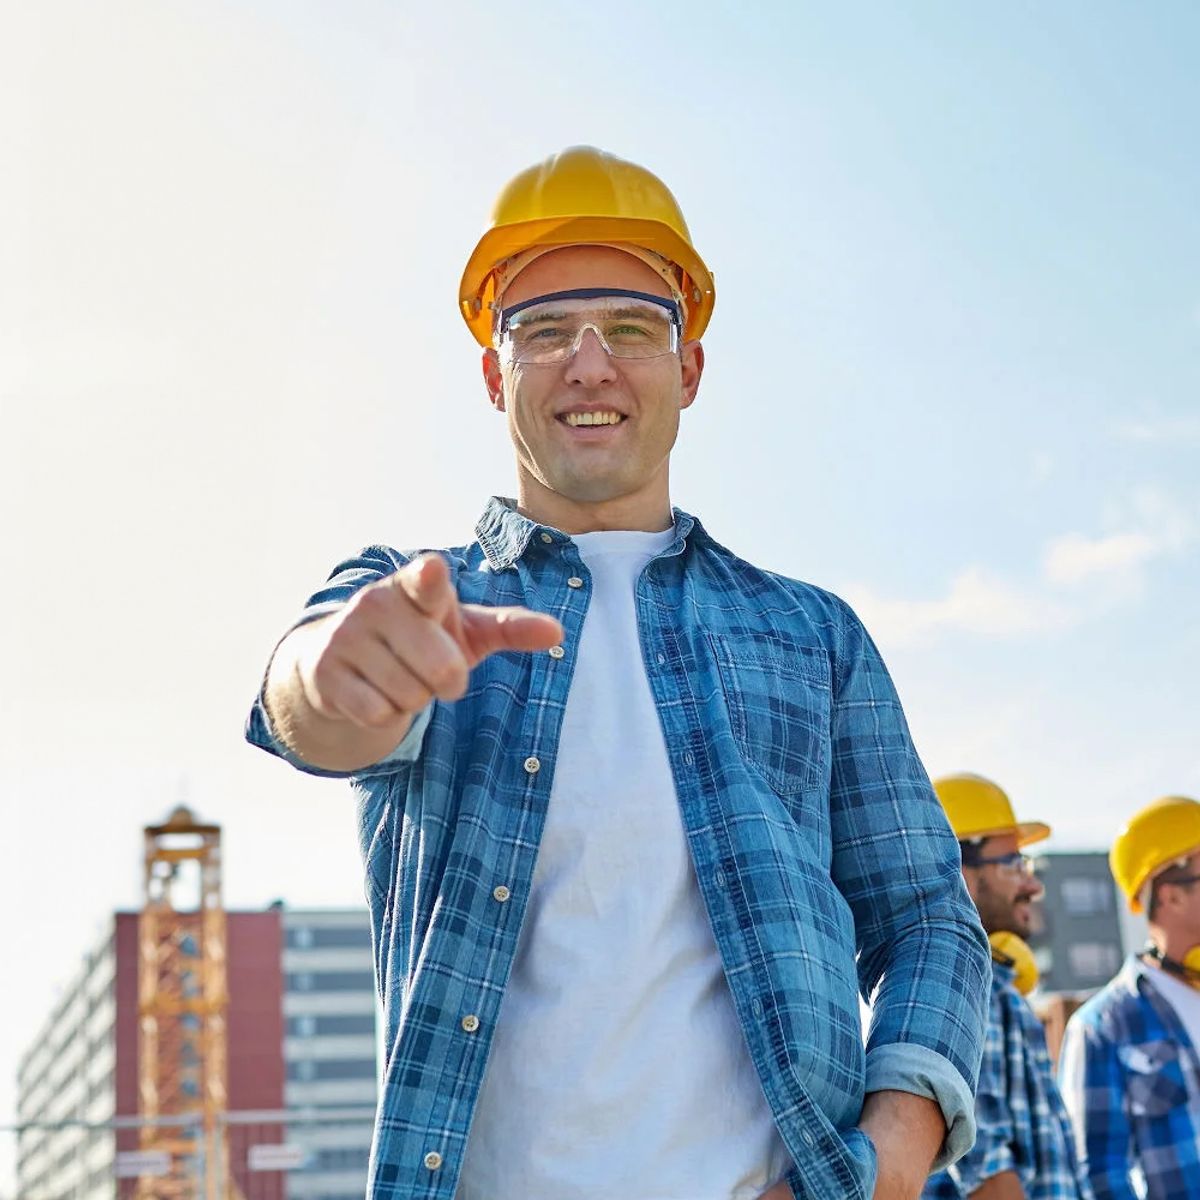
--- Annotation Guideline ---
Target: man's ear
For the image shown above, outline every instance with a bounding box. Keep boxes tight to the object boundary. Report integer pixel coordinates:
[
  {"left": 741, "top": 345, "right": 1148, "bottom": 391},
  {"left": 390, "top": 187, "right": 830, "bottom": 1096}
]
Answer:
[
  {"left": 482, "top": 349, "right": 506, "bottom": 412},
  {"left": 679, "top": 340, "right": 704, "bottom": 411}
]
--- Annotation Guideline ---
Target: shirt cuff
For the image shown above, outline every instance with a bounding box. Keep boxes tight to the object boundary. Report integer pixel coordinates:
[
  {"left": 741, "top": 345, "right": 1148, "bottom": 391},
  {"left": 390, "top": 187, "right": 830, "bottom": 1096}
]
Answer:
[
  {"left": 246, "top": 688, "right": 432, "bottom": 778},
  {"left": 865, "top": 1042, "right": 977, "bottom": 1172},
  {"left": 245, "top": 600, "right": 433, "bottom": 778},
  {"left": 955, "top": 1141, "right": 1017, "bottom": 1194}
]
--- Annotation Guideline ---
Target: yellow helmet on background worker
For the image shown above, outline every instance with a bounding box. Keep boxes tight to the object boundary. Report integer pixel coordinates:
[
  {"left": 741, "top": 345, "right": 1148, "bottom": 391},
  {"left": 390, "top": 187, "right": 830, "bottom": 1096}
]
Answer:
[
  {"left": 1110, "top": 796, "right": 1200, "bottom": 914},
  {"left": 459, "top": 145, "right": 715, "bottom": 348},
  {"left": 933, "top": 773, "right": 1051, "bottom": 848}
]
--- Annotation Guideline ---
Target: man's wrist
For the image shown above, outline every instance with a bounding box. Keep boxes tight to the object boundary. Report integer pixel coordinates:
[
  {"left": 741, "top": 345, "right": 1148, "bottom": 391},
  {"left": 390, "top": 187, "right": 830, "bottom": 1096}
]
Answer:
[{"left": 859, "top": 1090, "right": 946, "bottom": 1198}]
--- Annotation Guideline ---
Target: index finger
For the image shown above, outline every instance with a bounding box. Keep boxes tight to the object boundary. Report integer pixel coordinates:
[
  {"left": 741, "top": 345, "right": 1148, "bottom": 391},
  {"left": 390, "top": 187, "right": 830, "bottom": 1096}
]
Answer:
[{"left": 394, "top": 553, "right": 456, "bottom": 622}]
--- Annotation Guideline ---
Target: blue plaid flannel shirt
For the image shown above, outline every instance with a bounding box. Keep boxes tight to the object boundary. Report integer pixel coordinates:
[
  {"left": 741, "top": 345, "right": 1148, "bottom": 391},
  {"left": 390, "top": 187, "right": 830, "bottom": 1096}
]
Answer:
[
  {"left": 923, "top": 965, "right": 1093, "bottom": 1199},
  {"left": 1058, "top": 956, "right": 1200, "bottom": 1200},
  {"left": 247, "top": 498, "right": 990, "bottom": 1200}
]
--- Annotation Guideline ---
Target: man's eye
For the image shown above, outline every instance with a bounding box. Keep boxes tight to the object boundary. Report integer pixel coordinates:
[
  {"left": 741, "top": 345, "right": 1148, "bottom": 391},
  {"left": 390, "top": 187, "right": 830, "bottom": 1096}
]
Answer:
[
  {"left": 608, "top": 323, "right": 652, "bottom": 338},
  {"left": 525, "top": 326, "right": 566, "bottom": 341}
]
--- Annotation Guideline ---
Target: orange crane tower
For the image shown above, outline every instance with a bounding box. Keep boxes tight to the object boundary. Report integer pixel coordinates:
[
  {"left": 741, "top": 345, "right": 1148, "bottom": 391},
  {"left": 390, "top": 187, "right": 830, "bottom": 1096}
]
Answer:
[{"left": 136, "top": 806, "right": 233, "bottom": 1200}]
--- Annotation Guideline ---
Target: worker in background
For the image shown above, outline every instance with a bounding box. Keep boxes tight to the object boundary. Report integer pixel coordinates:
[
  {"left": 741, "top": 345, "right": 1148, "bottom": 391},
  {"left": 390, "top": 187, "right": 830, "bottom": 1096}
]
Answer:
[
  {"left": 246, "top": 146, "right": 991, "bottom": 1200},
  {"left": 1058, "top": 796, "right": 1200, "bottom": 1200},
  {"left": 924, "top": 774, "right": 1093, "bottom": 1200}
]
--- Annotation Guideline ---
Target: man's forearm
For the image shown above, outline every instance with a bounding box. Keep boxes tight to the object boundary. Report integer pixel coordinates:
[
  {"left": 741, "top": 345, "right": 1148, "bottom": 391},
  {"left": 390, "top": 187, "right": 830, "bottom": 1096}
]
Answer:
[
  {"left": 264, "top": 619, "right": 415, "bottom": 772},
  {"left": 859, "top": 1090, "right": 946, "bottom": 1200},
  {"left": 969, "top": 1171, "right": 1026, "bottom": 1199}
]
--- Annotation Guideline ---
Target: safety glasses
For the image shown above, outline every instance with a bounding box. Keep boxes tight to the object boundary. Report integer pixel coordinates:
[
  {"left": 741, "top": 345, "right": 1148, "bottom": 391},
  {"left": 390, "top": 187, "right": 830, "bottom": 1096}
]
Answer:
[
  {"left": 962, "top": 849, "right": 1037, "bottom": 878},
  {"left": 496, "top": 288, "right": 682, "bottom": 366}
]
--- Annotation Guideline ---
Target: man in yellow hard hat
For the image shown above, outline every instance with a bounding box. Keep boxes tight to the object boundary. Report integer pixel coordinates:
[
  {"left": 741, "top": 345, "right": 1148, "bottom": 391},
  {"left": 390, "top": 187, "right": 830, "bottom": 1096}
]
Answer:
[
  {"left": 1058, "top": 796, "right": 1200, "bottom": 1200},
  {"left": 924, "top": 774, "right": 1093, "bottom": 1200},
  {"left": 247, "top": 146, "right": 990, "bottom": 1200}
]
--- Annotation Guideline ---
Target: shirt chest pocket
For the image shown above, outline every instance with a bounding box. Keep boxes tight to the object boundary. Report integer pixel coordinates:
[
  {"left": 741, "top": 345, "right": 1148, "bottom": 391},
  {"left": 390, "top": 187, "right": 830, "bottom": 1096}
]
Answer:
[
  {"left": 708, "top": 632, "right": 831, "bottom": 796},
  {"left": 1119, "top": 1040, "right": 1191, "bottom": 1118}
]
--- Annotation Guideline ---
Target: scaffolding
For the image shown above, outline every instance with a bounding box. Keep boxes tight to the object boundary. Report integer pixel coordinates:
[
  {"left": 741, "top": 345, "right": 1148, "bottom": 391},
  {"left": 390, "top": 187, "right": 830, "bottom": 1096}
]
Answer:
[{"left": 136, "top": 807, "right": 232, "bottom": 1200}]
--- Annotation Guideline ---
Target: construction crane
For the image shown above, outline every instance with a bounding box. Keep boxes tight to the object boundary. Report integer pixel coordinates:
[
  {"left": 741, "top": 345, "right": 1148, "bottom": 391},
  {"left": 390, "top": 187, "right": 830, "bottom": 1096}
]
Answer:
[{"left": 136, "top": 806, "right": 233, "bottom": 1200}]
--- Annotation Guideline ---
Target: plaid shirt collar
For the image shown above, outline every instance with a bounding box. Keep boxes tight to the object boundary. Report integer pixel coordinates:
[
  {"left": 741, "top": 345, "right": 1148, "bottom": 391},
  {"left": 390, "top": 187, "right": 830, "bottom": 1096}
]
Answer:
[
  {"left": 473, "top": 495, "right": 708, "bottom": 571},
  {"left": 1120, "top": 953, "right": 1199, "bottom": 1051}
]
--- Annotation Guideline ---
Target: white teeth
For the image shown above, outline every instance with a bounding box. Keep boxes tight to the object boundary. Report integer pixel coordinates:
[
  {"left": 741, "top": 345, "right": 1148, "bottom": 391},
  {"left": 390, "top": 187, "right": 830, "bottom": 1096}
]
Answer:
[{"left": 564, "top": 411, "right": 623, "bottom": 427}]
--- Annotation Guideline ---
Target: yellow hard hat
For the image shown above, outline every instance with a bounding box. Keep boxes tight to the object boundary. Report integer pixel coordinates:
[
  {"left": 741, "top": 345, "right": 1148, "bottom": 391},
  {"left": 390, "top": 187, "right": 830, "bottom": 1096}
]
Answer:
[
  {"left": 933, "top": 773, "right": 1051, "bottom": 848},
  {"left": 989, "top": 932, "right": 1039, "bottom": 996},
  {"left": 459, "top": 145, "right": 715, "bottom": 348},
  {"left": 1111, "top": 795, "right": 1200, "bottom": 914}
]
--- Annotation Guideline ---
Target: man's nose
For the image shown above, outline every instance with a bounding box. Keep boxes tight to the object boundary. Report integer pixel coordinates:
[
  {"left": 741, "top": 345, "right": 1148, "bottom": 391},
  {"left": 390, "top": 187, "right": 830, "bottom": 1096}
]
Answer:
[
  {"left": 564, "top": 327, "right": 619, "bottom": 386},
  {"left": 1019, "top": 874, "right": 1045, "bottom": 902}
]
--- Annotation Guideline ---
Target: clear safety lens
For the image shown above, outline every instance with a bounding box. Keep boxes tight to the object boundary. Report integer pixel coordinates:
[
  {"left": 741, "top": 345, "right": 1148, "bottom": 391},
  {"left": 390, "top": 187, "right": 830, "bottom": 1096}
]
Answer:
[{"left": 497, "top": 289, "right": 682, "bottom": 365}]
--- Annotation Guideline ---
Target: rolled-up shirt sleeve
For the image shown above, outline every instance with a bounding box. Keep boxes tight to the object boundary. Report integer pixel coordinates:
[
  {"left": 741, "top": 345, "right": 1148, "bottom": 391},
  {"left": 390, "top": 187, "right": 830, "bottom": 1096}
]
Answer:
[{"left": 829, "top": 598, "right": 992, "bottom": 1170}]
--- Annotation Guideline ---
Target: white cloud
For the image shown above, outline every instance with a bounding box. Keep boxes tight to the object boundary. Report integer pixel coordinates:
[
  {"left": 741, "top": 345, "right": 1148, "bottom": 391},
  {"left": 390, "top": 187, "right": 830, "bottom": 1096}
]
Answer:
[
  {"left": 1045, "top": 489, "right": 1194, "bottom": 588},
  {"left": 847, "top": 489, "right": 1196, "bottom": 649},
  {"left": 845, "top": 566, "right": 1070, "bottom": 649},
  {"left": 1043, "top": 531, "right": 1159, "bottom": 586}
]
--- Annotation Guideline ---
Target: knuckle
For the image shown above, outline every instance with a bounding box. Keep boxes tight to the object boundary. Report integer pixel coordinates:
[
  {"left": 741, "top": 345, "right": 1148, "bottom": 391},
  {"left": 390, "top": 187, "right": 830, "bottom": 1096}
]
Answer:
[
  {"left": 360, "top": 701, "right": 395, "bottom": 729},
  {"left": 309, "top": 655, "right": 341, "bottom": 700},
  {"left": 427, "top": 654, "right": 467, "bottom": 697},
  {"left": 349, "top": 687, "right": 392, "bottom": 729},
  {"left": 354, "top": 584, "right": 392, "bottom": 617}
]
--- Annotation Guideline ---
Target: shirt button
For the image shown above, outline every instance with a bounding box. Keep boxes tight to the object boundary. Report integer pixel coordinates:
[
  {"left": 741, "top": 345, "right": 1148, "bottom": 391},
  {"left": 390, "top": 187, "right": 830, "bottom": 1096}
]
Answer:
[
  {"left": 684, "top": 752, "right": 695, "bottom": 767},
  {"left": 751, "top": 998, "right": 764, "bottom": 1018},
  {"left": 423, "top": 1151, "right": 443, "bottom": 1171},
  {"left": 540, "top": 532, "right": 553, "bottom": 543},
  {"left": 492, "top": 885, "right": 511, "bottom": 903},
  {"left": 801, "top": 1130, "right": 815, "bottom": 1149},
  {"left": 656, "top": 652, "right": 666, "bottom": 665},
  {"left": 461, "top": 1014, "right": 480, "bottom": 1033},
  {"left": 524, "top": 756, "right": 541, "bottom": 774},
  {"left": 548, "top": 645, "right": 565, "bottom": 660},
  {"left": 566, "top": 576, "right": 584, "bottom": 589}
]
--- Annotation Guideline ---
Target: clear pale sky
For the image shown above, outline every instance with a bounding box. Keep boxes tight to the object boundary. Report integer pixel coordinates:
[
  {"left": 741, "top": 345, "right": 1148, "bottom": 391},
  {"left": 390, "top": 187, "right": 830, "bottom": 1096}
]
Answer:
[{"left": 2, "top": 0, "right": 1198, "bottom": 1147}]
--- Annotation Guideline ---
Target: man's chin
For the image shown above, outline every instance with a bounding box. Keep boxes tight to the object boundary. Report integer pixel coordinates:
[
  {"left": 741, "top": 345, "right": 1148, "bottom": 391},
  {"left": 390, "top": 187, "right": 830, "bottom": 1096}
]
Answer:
[{"left": 548, "top": 473, "right": 639, "bottom": 505}]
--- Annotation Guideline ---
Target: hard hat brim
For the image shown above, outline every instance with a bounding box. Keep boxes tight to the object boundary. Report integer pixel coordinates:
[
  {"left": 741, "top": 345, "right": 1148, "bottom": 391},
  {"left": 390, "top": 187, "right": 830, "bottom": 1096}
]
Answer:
[
  {"left": 1016, "top": 821, "right": 1052, "bottom": 848},
  {"left": 959, "top": 820, "right": 1051, "bottom": 848},
  {"left": 1126, "top": 835, "right": 1200, "bottom": 914},
  {"left": 459, "top": 215, "right": 715, "bottom": 347}
]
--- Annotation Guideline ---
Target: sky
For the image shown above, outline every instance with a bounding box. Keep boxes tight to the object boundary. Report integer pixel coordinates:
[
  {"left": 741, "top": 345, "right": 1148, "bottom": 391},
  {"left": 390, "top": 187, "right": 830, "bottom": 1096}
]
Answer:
[{"left": 2, "top": 0, "right": 1198, "bottom": 1148}]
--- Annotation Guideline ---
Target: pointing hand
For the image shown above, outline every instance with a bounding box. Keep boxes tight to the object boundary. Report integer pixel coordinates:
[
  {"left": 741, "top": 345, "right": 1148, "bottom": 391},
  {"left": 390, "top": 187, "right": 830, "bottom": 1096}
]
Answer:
[{"left": 296, "top": 553, "right": 563, "bottom": 730}]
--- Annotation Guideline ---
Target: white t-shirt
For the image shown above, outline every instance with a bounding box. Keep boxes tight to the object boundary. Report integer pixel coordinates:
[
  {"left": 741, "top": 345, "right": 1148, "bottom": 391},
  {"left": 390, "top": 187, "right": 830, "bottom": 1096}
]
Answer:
[
  {"left": 1144, "top": 962, "right": 1200, "bottom": 1050},
  {"left": 457, "top": 529, "right": 790, "bottom": 1200}
]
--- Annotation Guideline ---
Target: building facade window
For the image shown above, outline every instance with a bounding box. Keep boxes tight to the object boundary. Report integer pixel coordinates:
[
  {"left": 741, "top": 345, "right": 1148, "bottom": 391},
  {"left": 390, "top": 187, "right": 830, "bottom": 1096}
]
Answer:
[
  {"left": 1067, "top": 941, "right": 1121, "bottom": 980},
  {"left": 1059, "top": 876, "right": 1114, "bottom": 916},
  {"left": 286, "top": 925, "right": 372, "bottom": 950},
  {"left": 286, "top": 971, "right": 375, "bottom": 993},
  {"left": 287, "top": 1014, "right": 375, "bottom": 1038},
  {"left": 286, "top": 1058, "right": 377, "bottom": 1082}
]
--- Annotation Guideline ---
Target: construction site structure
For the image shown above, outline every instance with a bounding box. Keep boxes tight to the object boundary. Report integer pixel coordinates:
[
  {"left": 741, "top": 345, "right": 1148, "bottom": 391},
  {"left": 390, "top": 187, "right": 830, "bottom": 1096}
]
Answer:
[{"left": 136, "top": 806, "right": 232, "bottom": 1200}]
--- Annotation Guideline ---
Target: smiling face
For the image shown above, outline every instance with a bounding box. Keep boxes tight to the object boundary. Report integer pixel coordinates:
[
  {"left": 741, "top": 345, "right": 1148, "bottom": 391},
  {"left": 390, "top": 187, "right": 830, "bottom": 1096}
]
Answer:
[
  {"left": 962, "top": 832, "right": 1045, "bottom": 938},
  {"left": 482, "top": 245, "right": 704, "bottom": 533}
]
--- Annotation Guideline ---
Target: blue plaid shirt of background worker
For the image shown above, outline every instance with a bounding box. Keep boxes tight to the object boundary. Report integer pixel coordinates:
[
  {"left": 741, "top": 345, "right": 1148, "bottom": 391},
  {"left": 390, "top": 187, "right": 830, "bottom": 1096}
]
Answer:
[
  {"left": 247, "top": 498, "right": 992, "bottom": 1200},
  {"left": 924, "top": 960, "right": 1094, "bottom": 1200},
  {"left": 1058, "top": 956, "right": 1200, "bottom": 1200}
]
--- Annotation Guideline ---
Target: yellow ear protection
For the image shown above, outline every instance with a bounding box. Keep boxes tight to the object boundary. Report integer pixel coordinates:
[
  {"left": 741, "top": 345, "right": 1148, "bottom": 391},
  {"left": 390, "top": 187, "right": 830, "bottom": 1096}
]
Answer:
[
  {"left": 990, "top": 931, "right": 1039, "bottom": 996},
  {"left": 1143, "top": 943, "right": 1200, "bottom": 990}
]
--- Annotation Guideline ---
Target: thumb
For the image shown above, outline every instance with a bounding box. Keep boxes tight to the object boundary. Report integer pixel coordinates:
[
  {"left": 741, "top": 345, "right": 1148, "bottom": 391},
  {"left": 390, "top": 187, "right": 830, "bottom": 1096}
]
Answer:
[{"left": 460, "top": 605, "right": 564, "bottom": 665}]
